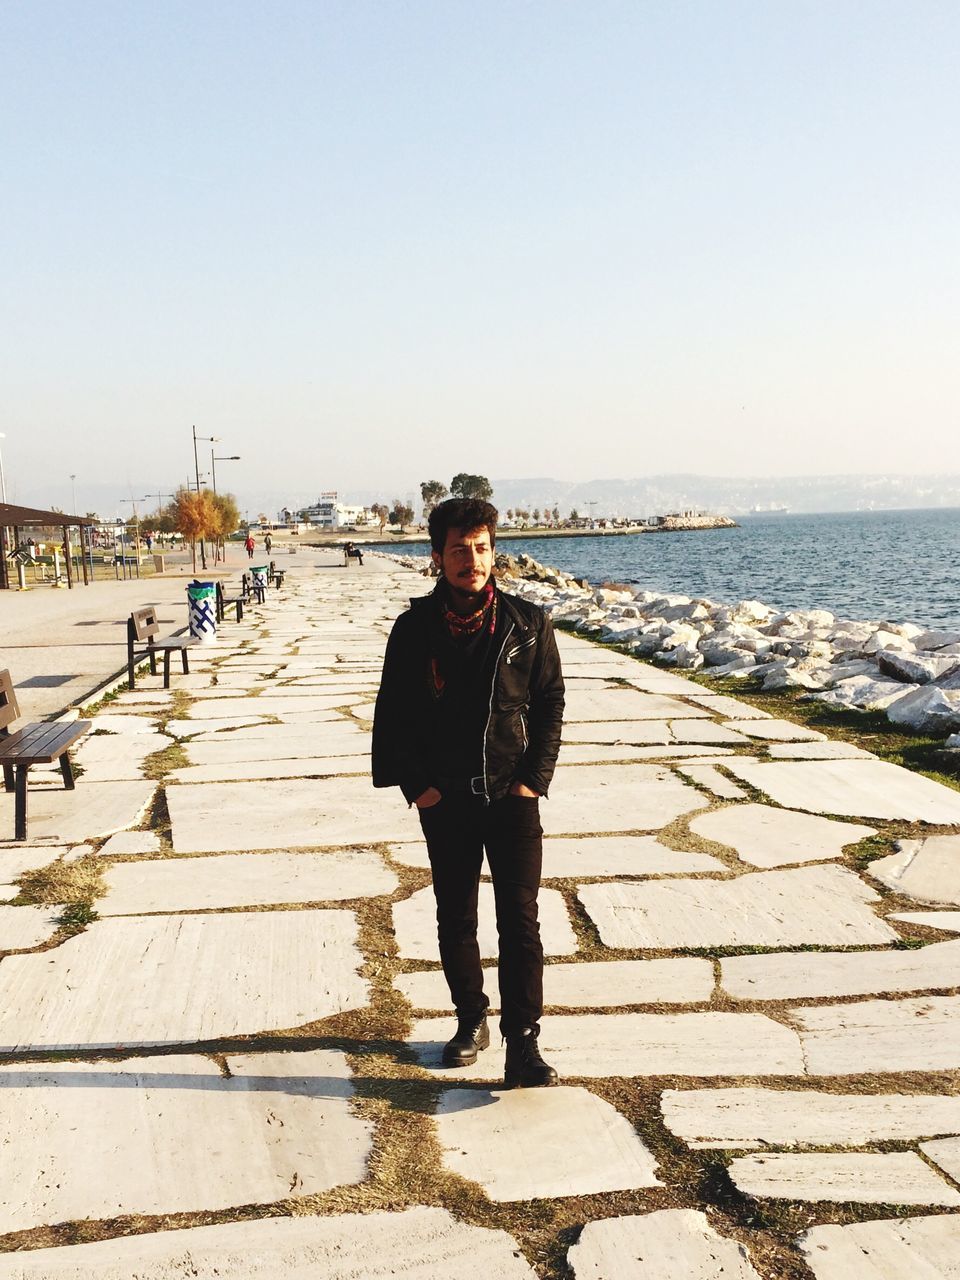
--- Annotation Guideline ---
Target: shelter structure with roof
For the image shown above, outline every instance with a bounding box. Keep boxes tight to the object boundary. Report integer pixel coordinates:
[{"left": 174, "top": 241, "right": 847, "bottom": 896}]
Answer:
[{"left": 0, "top": 503, "right": 97, "bottom": 590}]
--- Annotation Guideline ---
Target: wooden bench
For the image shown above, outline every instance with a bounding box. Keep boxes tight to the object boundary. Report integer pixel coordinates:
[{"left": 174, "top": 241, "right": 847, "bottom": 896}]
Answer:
[
  {"left": 0, "top": 670, "right": 91, "bottom": 841},
  {"left": 269, "top": 561, "right": 286, "bottom": 588},
  {"left": 215, "top": 580, "right": 244, "bottom": 623},
  {"left": 127, "top": 606, "right": 196, "bottom": 690}
]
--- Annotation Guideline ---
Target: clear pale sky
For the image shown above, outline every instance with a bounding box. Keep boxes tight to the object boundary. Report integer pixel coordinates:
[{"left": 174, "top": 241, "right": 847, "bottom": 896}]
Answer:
[{"left": 2, "top": 1, "right": 958, "bottom": 515}]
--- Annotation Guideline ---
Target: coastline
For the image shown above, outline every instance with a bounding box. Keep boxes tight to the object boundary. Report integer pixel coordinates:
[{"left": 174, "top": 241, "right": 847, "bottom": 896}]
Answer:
[
  {"left": 307, "top": 517, "right": 736, "bottom": 548},
  {"left": 377, "top": 547, "right": 960, "bottom": 767}
]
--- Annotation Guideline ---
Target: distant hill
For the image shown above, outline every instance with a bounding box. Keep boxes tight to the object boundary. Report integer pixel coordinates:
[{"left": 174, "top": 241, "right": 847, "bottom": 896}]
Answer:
[{"left": 486, "top": 475, "right": 960, "bottom": 518}]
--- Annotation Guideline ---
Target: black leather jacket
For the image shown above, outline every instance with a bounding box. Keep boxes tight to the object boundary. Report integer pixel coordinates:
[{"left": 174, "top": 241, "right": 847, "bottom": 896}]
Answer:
[{"left": 372, "top": 585, "right": 565, "bottom": 803}]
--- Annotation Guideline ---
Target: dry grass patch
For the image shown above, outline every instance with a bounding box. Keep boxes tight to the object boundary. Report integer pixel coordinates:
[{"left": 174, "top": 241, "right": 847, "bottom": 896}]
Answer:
[{"left": 16, "top": 857, "right": 105, "bottom": 908}]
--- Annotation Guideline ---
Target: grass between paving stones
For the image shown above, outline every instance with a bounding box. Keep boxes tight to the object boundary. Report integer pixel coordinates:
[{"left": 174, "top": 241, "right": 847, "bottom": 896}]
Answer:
[
  {"left": 12, "top": 855, "right": 104, "bottom": 937},
  {"left": 5, "top": 618, "right": 956, "bottom": 1268}
]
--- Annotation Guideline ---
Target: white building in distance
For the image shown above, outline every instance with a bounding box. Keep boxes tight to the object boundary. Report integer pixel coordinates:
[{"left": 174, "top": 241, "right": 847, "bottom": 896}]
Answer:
[{"left": 297, "top": 494, "right": 374, "bottom": 528}]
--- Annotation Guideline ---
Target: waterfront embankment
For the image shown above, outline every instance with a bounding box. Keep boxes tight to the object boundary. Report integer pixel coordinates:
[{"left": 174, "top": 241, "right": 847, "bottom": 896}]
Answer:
[{"left": 384, "top": 547, "right": 960, "bottom": 752}]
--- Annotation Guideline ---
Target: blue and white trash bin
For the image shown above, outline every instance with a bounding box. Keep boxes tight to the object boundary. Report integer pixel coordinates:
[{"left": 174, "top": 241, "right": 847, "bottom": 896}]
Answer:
[
  {"left": 187, "top": 580, "right": 218, "bottom": 644},
  {"left": 251, "top": 564, "right": 269, "bottom": 602}
]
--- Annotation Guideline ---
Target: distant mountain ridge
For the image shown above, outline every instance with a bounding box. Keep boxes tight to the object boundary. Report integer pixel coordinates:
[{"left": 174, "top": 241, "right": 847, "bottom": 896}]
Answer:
[{"left": 485, "top": 474, "right": 960, "bottom": 517}]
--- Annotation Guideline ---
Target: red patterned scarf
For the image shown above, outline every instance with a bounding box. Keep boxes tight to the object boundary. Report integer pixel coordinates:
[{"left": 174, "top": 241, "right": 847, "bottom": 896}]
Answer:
[{"left": 441, "top": 580, "right": 497, "bottom": 639}]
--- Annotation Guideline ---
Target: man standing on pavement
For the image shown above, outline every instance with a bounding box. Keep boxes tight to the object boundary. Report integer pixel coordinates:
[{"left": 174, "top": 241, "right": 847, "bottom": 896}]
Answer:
[{"left": 373, "top": 498, "right": 565, "bottom": 1087}]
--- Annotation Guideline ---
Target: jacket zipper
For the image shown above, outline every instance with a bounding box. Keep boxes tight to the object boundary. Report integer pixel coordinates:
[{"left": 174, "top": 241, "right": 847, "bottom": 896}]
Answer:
[
  {"left": 482, "top": 621, "right": 514, "bottom": 802},
  {"left": 505, "top": 633, "right": 536, "bottom": 664}
]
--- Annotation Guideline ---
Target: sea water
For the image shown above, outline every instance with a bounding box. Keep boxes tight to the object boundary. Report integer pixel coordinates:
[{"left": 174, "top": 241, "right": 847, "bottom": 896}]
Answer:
[{"left": 398, "top": 508, "right": 960, "bottom": 630}]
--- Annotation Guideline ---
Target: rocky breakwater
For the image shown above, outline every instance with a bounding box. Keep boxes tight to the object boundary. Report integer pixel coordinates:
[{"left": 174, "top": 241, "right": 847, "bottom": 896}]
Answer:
[
  {"left": 652, "top": 514, "right": 738, "bottom": 531},
  {"left": 377, "top": 549, "right": 960, "bottom": 753}
]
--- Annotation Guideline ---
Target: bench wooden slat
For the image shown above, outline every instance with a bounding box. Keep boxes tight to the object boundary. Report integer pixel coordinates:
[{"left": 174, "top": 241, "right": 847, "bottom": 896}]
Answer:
[
  {"left": 0, "top": 721, "right": 90, "bottom": 764},
  {"left": 0, "top": 722, "right": 77, "bottom": 758}
]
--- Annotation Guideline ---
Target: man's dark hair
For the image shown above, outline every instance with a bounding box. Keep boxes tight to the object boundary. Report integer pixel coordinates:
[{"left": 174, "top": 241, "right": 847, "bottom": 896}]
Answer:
[{"left": 428, "top": 497, "right": 498, "bottom": 554}]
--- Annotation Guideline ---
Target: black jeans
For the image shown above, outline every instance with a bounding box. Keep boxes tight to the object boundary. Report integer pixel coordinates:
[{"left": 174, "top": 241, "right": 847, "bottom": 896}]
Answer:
[{"left": 418, "top": 791, "right": 544, "bottom": 1035}]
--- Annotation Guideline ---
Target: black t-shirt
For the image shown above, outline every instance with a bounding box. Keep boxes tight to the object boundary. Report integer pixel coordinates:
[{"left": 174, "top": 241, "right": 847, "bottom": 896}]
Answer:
[{"left": 426, "top": 586, "right": 506, "bottom": 782}]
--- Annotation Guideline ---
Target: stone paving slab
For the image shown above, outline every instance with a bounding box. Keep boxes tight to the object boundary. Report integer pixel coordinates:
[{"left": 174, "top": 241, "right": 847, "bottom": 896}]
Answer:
[
  {"left": 728, "top": 1152, "right": 960, "bottom": 1205},
  {"left": 579, "top": 865, "right": 896, "bottom": 949},
  {"left": 668, "top": 720, "right": 753, "bottom": 745},
  {"left": 661, "top": 1086, "right": 960, "bottom": 1148},
  {"left": 97, "top": 830, "right": 162, "bottom": 856},
  {"left": 544, "top": 835, "right": 728, "bottom": 877},
  {"left": 720, "top": 758, "right": 960, "bottom": 823},
  {"left": 0, "top": 1206, "right": 538, "bottom": 1280},
  {"left": 868, "top": 836, "right": 960, "bottom": 906},
  {"left": 563, "top": 688, "right": 711, "bottom": 721},
  {"left": 101, "top": 850, "right": 398, "bottom": 914},
  {"left": 675, "top": 764, "right": 747, "bottom": 799},
  {"left": 72, "top": 731, "right": 172, "bottom": 779},
  {"left": 561, "top": 721, "right": 673, "bottom": 745},
  {"left": 393, "top": 884, "right": 577, "bottom": 960},
  {"left": 0, "top": 1049, "right": 370, "bottom": 1234},
  {"left": 397, "top": 957, "right": 715, "bottom": 1010},
  {"left": 920, "top": 1137, "right": 960, "bottom": 1184},
  {"left": 800, "top": 1214, "right": 960, "bottom": 1280},
  {"left": 0, "top": 780, "right": 156, "bottom": 845},
  {"left": 169, "top": 755, "right": 371, "bottom": 784},
  {"left": 723, "top": 720, "right": 827, "bottom": 743},
  {"left": 891, "top": 911, "right": 960, "bottom": 932},
  {"left": 722, "top": 939, "right": 960, "bottom": 1000},
  {"left": 624, "top": 671, "right": 708, "bottom": 695},
  {"left": 181, "top": 723, "right": 370, "bottom": 766},
  {"left": 183, "top": 697, "right": 344, "bottom": 719},
  {"left": 767, "top": 741, "right": 878, "bottom": 759},
  {"left": 557, "top": 743, "right": 734, "bottom": 765},
  {"left": 388, "top": 834, "right": 728, "bottom": 877},
  {"left": 168, "top": 715, "right": 273, "bottom": 738},
  {"left": 688, "top": 804, "right": 876, "bottom": 869},
  {"left": 0, "top": 904, "right": 59, "bottom": 950},
  {"left": 792, "top": 996, "right": 960, "bottom": 1074},
  {"left": 541, "top": 765, "right": 710, "bottom": 835},
  {"left": 410, "top": 1011, "right": 805, "bottom": 1078},
  {"left": 85, "top": 712, "right": 165, "bottom": 732},
  {"left": 0, "top": 910, "right": 367, "bottom": 1051},
  {"left": 567, "top": 1209, "right": 762, "bottom": 1280},
  {"left": 0, "top": 848, "right": 67, "bottom": 895},
  {"left": 682, "top": 693, "right": 772, "bottom": 719},
  {"left": 167, "top": 775, "right": 400, "bottom": 851},
  {"left": 111, "top": 689, "right": 176, "bottom": 705},
  {"left": 434, "top": 1085, "right": 661, "bottom": 1201}
]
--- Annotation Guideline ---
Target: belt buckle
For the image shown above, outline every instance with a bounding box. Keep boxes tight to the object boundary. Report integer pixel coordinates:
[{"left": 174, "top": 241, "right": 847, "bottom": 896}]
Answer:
[{"left": 469, "top": 776, "right": 485, "bottom": 796}]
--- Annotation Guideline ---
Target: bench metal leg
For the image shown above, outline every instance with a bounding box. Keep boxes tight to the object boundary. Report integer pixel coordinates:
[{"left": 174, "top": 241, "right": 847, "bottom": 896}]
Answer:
[
  {"left": 59, "top": 753, "right": 76, "bottom": 790},
  {"left": 14, "top": 764, "right": 29, "bottom": 842},
  {"left": 163, "top": 651, "right": 172, "bottom": 689},
  {"left": 148, "top": 648, "right": 158, "bottom": 676},
  {"left": 128, "top": 656, "right": 136, "bottom": 690},
  {"left": 182, "top": 648, "right": 190, "bottom": 674},
  {"left": 2, "top": 764, "right": 13, "bottom": 793}
]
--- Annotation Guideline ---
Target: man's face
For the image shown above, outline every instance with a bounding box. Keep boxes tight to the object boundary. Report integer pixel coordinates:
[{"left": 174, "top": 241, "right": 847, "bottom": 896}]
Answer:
[{"left": 433, "top": 525, "right": 494, "bottom": 596}]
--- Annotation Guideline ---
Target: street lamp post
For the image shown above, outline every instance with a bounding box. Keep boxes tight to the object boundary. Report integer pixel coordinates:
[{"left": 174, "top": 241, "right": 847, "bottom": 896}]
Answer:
[
  {"left": 211, "top": 452, "right": 241, "bottom": 496},
  {"left": 0, "top": 433, "right": 7, "bottom": 504},
  {"left": 69, "top": 474, "right": 77, "bottom": 515},
  {"left": 210, "top": 452, "right": 240, "bottom": 561},
  {"left": 191, "top": 425, "right": 220, "bottom": 570}
]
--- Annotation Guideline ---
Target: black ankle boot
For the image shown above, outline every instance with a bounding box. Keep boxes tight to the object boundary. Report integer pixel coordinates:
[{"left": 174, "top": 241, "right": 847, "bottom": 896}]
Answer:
[
  {"left": 442, "top": 1014, "right": 490, "bottom": 1066},
  {"left": 503, "top": 1027, "right": 559, "bottom": 1088}
]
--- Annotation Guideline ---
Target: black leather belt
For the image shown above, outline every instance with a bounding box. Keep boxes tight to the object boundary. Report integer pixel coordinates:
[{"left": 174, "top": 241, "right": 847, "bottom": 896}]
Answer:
[{"left": 436, "top": 775, "right": 485, "bottom": 796}]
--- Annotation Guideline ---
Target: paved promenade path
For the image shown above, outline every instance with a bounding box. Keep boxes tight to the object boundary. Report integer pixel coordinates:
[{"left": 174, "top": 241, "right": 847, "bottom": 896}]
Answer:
[{"left": 2, "top": 556, "right": 960, "bottom": 1277}]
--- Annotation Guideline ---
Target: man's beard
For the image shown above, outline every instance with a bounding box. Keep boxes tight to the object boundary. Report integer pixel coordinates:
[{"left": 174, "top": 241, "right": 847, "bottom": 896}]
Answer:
[{"left": 446, "top": 573, "right": 491, "bottom": 610}]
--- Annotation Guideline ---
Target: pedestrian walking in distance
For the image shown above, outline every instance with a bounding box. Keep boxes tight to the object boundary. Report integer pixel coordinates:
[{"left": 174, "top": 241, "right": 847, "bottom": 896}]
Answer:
[
  {"left": 373, "top": 497, "right": 565, "bottom": 1086},
  {"left": 244, "top": 532, "right": 255, "bottom": 559}
]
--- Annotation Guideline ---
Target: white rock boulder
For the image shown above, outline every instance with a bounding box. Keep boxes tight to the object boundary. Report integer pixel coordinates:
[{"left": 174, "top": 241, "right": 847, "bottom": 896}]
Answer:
[{"left": 886, "top": 686, "right": 960, "bottom": 736}]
